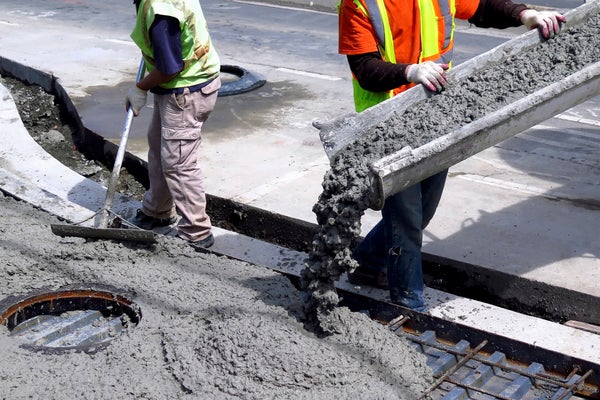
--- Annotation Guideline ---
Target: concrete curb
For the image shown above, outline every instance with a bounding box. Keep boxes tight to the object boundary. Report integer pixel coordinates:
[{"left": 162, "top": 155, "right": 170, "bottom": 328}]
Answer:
[{"left": 0, "top": 81, "right": 140, "bottom": 227}]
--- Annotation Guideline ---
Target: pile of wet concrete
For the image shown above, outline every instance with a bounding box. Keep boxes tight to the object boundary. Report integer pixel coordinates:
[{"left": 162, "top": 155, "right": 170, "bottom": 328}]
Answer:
[
  {"left": 301, "top": 11, "right": 600, "bottom": 321},
  {"left": 0, "top": 191, "right": 435, "bottom": 399}
]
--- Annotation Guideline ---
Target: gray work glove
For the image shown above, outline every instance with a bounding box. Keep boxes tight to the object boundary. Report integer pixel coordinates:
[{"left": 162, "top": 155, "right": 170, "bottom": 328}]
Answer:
[
  {"left": 405, "top": 61, "right": 449, "bottom": 92},
  {"left": 520, "top": 9, "right": 566, "bottom": 39},
  {"left": 125, "top": 85, "right": 147, "bottom": 116}
]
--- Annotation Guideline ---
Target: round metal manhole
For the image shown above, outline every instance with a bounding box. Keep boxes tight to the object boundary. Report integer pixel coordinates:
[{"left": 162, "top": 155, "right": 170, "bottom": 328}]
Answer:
[
  {"left": 219, "top": 64, "right": 266, "bottom": 97},
  {"left": 0, "top": 288, "right": 141, "bottom": 352}
]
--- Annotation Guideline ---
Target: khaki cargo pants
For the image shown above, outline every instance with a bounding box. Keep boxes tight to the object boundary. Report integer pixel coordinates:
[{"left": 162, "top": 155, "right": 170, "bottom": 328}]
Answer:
[{"left": 141, "top": 77, "right": 221, "bottom": 242}]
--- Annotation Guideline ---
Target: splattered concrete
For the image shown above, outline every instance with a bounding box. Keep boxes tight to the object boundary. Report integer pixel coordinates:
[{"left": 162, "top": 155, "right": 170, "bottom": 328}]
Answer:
[
  {"left": 0, "top": 173, "right": 432, "bottom": 397},
  {"left": 301, "top": 12, "right": 599, "bottom": 316}
]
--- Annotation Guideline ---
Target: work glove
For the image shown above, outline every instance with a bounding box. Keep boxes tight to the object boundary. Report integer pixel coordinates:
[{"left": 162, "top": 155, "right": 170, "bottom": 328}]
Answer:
[
  {"left": 125, "top": 85, "right": 147, "bottom": 116},
  {"left": 405, "top": 62, "right": 449, "bottom": 92},
  {"left": 520, "top": 9, "right": 566, "bottom": 39}
]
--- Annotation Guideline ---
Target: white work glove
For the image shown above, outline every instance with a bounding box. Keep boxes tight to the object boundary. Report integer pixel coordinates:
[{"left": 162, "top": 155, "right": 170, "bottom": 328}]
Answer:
[
  {"left": 520, "top": 9, "right": 566, "bottom": 39},
  {"left": 125, "top": 85, "right": 147, "bottom": 116},
  {"left": 405, "top": 61, "right": 449, "bottom": 92}
]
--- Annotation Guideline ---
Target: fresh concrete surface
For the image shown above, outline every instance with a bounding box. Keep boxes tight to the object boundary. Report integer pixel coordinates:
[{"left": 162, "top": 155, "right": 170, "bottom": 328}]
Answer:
[
  {"left": 3, "top": 79, "right": 600, "bottom": 367},
  {"left": 0, "top": 0, "right": 598, "bottom": 364}
]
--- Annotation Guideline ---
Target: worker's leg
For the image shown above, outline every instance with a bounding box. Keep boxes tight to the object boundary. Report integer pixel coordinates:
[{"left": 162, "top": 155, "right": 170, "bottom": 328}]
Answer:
[
  {"left": 157, "top": 80, "right": 220, "bottom": 242},
  {"left": 384, "top": 184, "right": 425, "bottom": 310},
  {"left": 350, "top": 220, "right": 389, "bottom": 288},
  {"left": 141, "top": 95, "right": 176, "bottom": 220},
  {"left": 384, "top": 170, "right": 447, "bottom": 311},
  {"left": 421, "top": 169, "right": 448, "bottom": 229},
  {"left": 352, "top": 220, "right": 386, "bottom": 271}
]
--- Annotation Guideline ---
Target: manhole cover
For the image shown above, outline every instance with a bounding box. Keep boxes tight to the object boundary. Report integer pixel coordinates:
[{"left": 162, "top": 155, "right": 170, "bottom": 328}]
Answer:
[
  {"left": 219, "top": 65, "right": 266, "bottom": 97},
  {"left": 0, "top": 288, "right": 141, "bottom": 352}
]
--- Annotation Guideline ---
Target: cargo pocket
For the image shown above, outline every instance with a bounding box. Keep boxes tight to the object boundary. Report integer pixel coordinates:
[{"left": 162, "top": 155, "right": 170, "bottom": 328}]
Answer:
[
  {"left": 162, "top": 127, "right": 200, "bottom": 141},
  {"left": 161, "top": 127, "right": 200, "bottom": 171}
]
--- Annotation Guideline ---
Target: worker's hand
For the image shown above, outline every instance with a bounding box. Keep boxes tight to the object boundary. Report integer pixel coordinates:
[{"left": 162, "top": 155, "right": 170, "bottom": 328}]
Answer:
[
  {"left": 405, "top": 62, "right": 449, "bottom": 92},
  {"left": 125, "top": 85, "right": 147, "bottom": 116},
  {"left": 520, "top": 9, "right": 566, "bottom": 39}
]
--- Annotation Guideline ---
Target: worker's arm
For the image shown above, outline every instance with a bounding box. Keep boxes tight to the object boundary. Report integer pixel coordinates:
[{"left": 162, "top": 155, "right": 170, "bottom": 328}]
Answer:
[
  {"left": 348, "top": 54, "right": 449, "bottom": 93},
  {"left": 348, "top": 0, "right": 566, "bottom": 94},
  {"left": 347, "top": 52, "right": 409, "bottom": 93},
  {"left": 346, "top": 0, "right": 528, "bottom": 93},
  {"left": 126, "top": 15, "right": 184, "bottom": 115},
  {"left": 468, "top": 0, "right": 566, "bottom": 38},
  {"left": 467, "top": 0, "right": 528, "bottom": 29},
  {"left": 136, "top": 69, "right": 179, "bottom": 92}
]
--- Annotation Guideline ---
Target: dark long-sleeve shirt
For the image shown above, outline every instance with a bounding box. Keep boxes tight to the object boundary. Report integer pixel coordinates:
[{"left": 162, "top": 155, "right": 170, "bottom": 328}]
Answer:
[{"left": 347, "top": 0, "right": 528, "bottom": 92}]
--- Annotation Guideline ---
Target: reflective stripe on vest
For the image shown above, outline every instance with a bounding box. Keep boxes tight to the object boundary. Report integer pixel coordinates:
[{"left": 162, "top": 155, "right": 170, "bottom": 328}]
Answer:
[
  {"left": 419, "top": 0, "right": 455, "bottom": 64},
  {"left": 351, "top": 0, "right": 456, "bottom": 112},
  {"left": 363, "top": 0, "right": 395, "bottom": 63}
]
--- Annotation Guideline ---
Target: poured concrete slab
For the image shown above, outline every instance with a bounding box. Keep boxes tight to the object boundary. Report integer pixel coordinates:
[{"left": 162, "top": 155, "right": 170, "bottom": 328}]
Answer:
[{"left": 0, "top": 0, "right": 598, "bottom": 355}]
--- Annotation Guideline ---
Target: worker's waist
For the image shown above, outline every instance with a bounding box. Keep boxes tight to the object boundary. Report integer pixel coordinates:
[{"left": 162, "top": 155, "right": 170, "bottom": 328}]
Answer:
[{"left": 150, "top": 78, "right": 215, "bottom": 95}]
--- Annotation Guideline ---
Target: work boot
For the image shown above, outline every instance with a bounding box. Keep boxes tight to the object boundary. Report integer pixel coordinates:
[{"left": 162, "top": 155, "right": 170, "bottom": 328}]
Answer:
[
  {"left": 189, "top": 233, "right": 215, "bottom": 251},
  {"left": 348, "top": 267, "right": 389, "bottom": 290},
  {"left": 390, "top": 296, "right": 428, "bottom": 313},
  {"left": 129, "top": 209, "right": 177, "bottom": 230}
]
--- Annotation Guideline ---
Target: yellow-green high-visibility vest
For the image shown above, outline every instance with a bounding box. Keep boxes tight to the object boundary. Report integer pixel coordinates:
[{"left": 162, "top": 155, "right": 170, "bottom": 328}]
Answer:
[
  {"left": 131, "top": 0, "right": 220, "bottom": 89},
  {"left": 351, "top": 0, "right": 456, "bottom": 112}
]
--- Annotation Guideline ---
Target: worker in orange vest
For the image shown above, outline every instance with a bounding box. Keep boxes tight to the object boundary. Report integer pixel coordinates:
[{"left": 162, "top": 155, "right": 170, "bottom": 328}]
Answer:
[{"left": 340, "top": 0, "right": 566, "bottom": 311}]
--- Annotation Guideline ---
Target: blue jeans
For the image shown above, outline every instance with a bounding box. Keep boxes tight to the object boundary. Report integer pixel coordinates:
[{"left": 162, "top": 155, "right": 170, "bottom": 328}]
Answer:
[{"left": 353, "top": 170, "right": 448, "bottom": 311}]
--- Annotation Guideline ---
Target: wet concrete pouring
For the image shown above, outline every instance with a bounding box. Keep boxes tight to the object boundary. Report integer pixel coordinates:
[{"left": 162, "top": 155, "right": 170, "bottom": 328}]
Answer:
[{"left": 1, "top": 9, "right": 599, "bottom": 400}]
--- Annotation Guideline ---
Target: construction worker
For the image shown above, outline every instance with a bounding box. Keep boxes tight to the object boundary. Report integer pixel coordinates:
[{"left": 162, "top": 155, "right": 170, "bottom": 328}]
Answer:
[
  {"left": 126, "top": 0, "right": 221, "bottom": 250},
  {"left": 340, "top": 0, "right": 566, "bottom": 311}
]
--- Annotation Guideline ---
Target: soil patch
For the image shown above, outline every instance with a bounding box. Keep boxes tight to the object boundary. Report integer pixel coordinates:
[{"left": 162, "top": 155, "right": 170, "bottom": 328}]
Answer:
[{"left": 0, "top": 75, "right": 146, "bottom": 200}]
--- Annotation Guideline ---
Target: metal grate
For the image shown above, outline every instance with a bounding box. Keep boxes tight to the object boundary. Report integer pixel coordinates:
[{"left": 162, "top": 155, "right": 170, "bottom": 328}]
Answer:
[
  {"left": 386, "top": 316, "right": 592, "bottom": 399},
  {"left": 10, "top": 310, "right": 125, "bottom": 349}
]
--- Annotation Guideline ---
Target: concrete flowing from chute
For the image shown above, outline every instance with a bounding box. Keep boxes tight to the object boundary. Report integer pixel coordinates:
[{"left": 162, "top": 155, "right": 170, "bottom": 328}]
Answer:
[{"left": 300, "top": 12, "right": 599, "bottom": 328}]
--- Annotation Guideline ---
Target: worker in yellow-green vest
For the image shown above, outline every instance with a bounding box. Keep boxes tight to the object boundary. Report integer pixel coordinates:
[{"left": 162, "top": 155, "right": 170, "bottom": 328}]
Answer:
[
  {"left": 339, "top": 0, "right": 566, "bottom": 311},
  {"left": 126, "top": 0, "right": 221, "bottom": 250}
]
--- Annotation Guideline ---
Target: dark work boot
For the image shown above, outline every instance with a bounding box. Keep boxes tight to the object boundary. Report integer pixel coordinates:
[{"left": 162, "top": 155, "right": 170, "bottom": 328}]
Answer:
[
  {"left": 129, "top": 209, "right": 177, "bottom": 230},
  {"left": 189, "top": 233, "right": 215, "bottom": 251}
]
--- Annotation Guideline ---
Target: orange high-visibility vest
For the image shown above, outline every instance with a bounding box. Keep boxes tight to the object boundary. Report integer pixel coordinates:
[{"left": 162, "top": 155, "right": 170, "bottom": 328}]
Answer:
[{"left": 351, "top": 0, "right": 456, "bottom": 112}]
